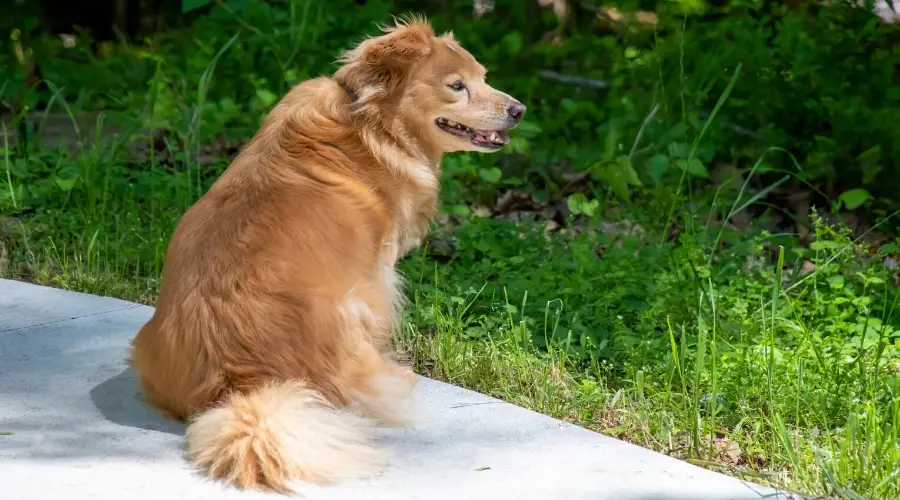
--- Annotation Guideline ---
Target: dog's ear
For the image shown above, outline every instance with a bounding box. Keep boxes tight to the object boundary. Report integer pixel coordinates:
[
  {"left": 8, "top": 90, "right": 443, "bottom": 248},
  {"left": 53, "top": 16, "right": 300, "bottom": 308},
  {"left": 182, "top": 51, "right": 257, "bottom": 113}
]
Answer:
[
  {"left": 335, "top": 17, "right": 434, "bottom": 103},
  {"left": 365, "top": 19, "right": 433, "bottom": 64}
]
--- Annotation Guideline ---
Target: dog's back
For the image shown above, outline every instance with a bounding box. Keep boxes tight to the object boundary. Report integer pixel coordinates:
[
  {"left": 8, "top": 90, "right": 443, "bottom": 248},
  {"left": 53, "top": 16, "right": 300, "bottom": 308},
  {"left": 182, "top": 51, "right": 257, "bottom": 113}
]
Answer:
[{"left": 130, "top": 77, "right": 397, "bottom": 419}]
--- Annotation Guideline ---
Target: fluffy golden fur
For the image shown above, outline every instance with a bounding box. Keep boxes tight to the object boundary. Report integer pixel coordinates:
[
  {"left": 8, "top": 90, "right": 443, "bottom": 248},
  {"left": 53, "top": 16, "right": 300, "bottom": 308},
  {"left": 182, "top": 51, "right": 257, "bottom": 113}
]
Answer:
[{"left": 128, "top": 16, "right": 524, "bottom": 493}]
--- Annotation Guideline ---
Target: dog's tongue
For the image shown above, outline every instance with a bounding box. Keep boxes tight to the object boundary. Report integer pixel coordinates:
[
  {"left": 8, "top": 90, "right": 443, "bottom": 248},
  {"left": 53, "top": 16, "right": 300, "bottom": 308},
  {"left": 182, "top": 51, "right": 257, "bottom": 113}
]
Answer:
[{"left": 474, "top": 129, "right": 510, "bottom": 145}]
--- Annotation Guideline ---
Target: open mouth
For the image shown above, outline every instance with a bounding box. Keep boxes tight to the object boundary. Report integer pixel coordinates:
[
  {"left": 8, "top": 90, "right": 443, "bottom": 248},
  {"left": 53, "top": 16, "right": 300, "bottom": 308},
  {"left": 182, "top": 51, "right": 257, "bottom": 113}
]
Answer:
[{"left": 435, "top": 118, "right": 510, "bottom": 149}]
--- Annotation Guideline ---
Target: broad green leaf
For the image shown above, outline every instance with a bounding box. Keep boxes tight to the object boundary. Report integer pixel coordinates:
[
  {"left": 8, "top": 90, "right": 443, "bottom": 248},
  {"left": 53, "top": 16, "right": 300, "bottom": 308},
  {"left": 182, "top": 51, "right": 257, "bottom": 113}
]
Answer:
[
  {"left": 667, "top": 142, "right": 690, "bottom": 159},
  {"left": 256, "top": 89, "right": 278, "bottom": 108},
  {"left": 647, "top": 154, "right": 669, "bottom": 185},
  {"left": 838, "top": 188, "right": 872, "bottom": 210},
  {"left": 862, "top": 164, "right": 882, "bottom": 185},
  {"left": 567, "top": 193, "right": 589, "bottom": 215},
  {"left": 594, "top": 157, "right": 638, "bottom": 202},
  {"left": 54, "top": 177, "right": 76, "bottom": 192},
  {"left": 826, "top": 275, "right": 845, "bottom": 289},
  {"left": 858, "top": 145, "right": 883, "bottom": 184},
  {"left": 227, "top": 0, "right": 251, "bottom": 10},
  {"left": 182, "top": 0, "right": 208, "bottom": 13},
  {"left": 582, "top": 198, "right": 599, "bottom": 217},
  {"left": 560, "top": 99, "right": 579, "bottom": 114},
  {"left": 657, "top": 121, "right": 689, "bottom": 145},
  {"left": 508, "top": 137, "right": 529, "bottom": 155},
  {"left": 567, "top": 193, "right": 598, "bottom": 216},
  {"left": 501, "top": 32, "right": 524, "bottom": 55},
  {"left": 810, "top": 240, "right": 842, "bottom": 251},
  {"left": 857, "top": 145, "right": 882, "bottom": 166},
  {"left": 479, "top": 167, "right": 502, "bottom": 184},
  {"left": 617, "top": 156, "right": 642, "bottom": 186},
  {"left": 603, "top": 125, "right": 620, "bottom": 162},
  {"left": 864, "top": 275, "right": 885, "bottom": 285},
  {"left": 442, "top": 204, "right": 470, "bottom": 216},
  {"left": 513, "top": 120, "right": 542, "bottom": 138},
  {"left": 675, "top": 158, "right": 710, "bottom": 178},
  {"left": 592, "top": 164, "right": 616, "bottom": 201}
]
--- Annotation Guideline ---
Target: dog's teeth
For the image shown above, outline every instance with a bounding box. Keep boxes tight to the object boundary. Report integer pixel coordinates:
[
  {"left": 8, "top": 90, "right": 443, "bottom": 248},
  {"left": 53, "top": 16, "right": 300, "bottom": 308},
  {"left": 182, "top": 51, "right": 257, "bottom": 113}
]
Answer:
[{"left": 489, "top": 131, "right": 500, "bottom": 142}]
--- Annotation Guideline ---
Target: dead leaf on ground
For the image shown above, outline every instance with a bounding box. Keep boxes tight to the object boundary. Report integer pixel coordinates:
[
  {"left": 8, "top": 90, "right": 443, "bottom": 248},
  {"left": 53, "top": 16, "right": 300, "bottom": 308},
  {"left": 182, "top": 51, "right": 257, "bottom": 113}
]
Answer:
[
  {"left": 423, "top": 234, "right": 458, "bottom": 262},
  {"left": 472, "top": 0, "right": 494, "bottom": 18},
  {"left": 434, "top": 212, "right": 453, "bottom": 227},
  {"left": 888, "top": 359, "right": 900, "bottom": 375},
  {"left": 2, "top": 216, "right": 21, "bottom": 229},
  {"left": 712, "top": 163, "right": 751, "bottom": 231},
  {"left": 495, "top": 189, "right": 535, "bottom": 214},
  {"left": 544, "top": 220, "right": 561, "bottom": 235},
  {"left": 472, "top": 205, "right": 492, "bottom": 218},
  {"left": 59, "top": 33, "right": 77, "bottom": 48},
  {"left": 786, "top": 190, "right": 812, "bottom": 242},
  {"left": 717, "top": 438, "right": 743, "bottom": 465},
  {"left": 634, "top": 11, "right": 659, "bottom": 26},
  {"left": 593, "top": 408, "right": 621, "bottom": 429},
  {"left": 603, "top": 7, "right": 626, "bottom": 23},
  {"left": 702, "top": 434, "right": 745, "bottom": 466},
  {"left": 560, "top": 170, "right": 590, "bottom": 195},
  {"left": 600, "top": 219, "right": 646, "bottom": 239},
  {"left": 800, "top": 260, "right": 816, "bottom": 276},
  {"left": 744, "top": 255, "right": 766, "bottom": 272},
  {"left": 538, "top": 0, "right": 570, "bottom": 22},
  {"left": 493, "top": 189, "right": 572, "bottom": 230}
]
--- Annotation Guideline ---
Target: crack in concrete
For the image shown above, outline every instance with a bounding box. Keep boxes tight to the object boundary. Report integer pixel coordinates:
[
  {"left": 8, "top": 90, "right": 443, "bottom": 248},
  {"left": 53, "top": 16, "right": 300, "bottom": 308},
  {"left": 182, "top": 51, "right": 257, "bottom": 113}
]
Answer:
[{"left": 0, "top": 304, "right": 146, "bottom": 334}]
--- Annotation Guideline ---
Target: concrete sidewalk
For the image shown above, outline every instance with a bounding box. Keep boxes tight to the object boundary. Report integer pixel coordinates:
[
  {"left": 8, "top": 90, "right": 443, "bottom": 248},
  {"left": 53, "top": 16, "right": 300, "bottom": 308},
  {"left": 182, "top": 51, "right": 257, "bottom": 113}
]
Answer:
[{"left": 0, "top": 279, "right": 795, "bottom": 499}]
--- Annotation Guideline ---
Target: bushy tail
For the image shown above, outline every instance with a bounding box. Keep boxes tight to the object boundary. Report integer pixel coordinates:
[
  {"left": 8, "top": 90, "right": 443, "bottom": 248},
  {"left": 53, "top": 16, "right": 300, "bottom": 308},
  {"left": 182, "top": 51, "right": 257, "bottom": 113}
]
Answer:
[{"left": 186, "top": 380, "right": 385, "bottom": 493}]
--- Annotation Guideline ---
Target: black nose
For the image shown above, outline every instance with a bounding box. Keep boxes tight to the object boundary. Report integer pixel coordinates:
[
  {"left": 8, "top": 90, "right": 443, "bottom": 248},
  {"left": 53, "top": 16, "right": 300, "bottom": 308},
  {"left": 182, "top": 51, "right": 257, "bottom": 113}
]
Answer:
[{"left": 507, "top": 101, "right": 526, "bottom": 121}]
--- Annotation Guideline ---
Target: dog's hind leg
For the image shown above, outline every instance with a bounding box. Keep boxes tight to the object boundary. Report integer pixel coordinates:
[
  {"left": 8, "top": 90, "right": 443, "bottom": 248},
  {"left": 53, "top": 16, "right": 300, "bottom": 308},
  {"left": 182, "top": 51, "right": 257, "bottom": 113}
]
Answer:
[{"left": 346, "top": 344, "right": 418, "bottom": 428}]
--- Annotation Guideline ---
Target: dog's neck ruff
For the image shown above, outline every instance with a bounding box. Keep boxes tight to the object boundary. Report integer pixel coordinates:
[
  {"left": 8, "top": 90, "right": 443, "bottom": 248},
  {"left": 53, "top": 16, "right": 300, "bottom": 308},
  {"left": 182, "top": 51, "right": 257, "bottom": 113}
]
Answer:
[{"left": 334, "top": 78, "right": 440, "bottom": 188}]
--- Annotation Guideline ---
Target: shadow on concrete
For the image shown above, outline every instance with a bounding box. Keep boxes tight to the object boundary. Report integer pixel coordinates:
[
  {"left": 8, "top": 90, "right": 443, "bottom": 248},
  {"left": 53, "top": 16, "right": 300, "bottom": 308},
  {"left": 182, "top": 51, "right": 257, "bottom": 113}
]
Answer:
[
  {"left": 1, "top": 369, "right": 185, "bottom": 460},
  {"left": 89, "top": 368, "right": 184, "bottom": 436}
]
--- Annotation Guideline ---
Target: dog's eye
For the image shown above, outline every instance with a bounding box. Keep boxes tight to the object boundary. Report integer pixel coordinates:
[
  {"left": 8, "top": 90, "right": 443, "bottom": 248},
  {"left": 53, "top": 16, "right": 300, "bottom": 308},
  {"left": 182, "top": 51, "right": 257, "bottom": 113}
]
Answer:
[{"left": 448, "top": 81, "right": 466, "bottom": 92}]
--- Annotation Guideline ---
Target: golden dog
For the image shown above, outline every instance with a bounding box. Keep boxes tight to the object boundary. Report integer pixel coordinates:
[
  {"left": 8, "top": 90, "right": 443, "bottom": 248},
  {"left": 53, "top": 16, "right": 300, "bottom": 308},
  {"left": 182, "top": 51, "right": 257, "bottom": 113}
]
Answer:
[{"left": 129, "top": 16, "right": 524, "bottom": 492}]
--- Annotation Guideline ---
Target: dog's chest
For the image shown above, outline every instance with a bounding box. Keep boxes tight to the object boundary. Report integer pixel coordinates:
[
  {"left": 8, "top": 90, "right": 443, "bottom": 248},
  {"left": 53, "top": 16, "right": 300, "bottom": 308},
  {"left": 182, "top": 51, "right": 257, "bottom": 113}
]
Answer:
[{"left": 392, "top": 184, "right": 438, "bottom": 260}]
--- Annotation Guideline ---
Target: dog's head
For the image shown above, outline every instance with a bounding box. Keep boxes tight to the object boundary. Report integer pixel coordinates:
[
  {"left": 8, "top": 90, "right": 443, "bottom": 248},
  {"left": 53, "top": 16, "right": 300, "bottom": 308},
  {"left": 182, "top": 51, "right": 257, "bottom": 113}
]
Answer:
[{"left": 335, "top": 17, "right": 525, "bottom": 154}]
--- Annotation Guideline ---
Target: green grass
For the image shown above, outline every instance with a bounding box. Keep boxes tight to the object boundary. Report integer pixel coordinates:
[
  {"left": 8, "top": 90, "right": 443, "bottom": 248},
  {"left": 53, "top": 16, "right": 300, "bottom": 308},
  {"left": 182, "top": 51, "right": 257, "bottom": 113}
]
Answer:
[{"left": 3, "top": 1, "right": 900, "bottom": 499}]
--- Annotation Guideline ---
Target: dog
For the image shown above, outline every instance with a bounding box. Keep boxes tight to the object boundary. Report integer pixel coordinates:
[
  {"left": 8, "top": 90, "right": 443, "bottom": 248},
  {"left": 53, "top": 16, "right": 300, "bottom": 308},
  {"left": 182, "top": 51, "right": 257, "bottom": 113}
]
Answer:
[{"left": 128, "top": 16, "right": 525, "bottom": 493}]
